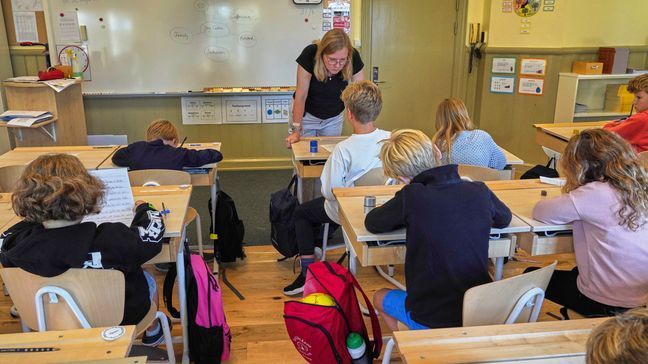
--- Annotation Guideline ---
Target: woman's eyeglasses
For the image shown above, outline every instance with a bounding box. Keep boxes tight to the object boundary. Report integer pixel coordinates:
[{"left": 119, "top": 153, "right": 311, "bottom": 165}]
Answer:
[{"left": 324, "top": 56, "right": 348, "bottom": 66}]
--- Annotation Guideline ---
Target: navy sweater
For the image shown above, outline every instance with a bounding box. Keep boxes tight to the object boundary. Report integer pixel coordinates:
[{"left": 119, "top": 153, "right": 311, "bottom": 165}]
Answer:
[
  {"left": 365, "top": 165, "right": 512, "bottom": 328},
  {"left": 111, "top": 140, "right": 223, "bottom": 171}
]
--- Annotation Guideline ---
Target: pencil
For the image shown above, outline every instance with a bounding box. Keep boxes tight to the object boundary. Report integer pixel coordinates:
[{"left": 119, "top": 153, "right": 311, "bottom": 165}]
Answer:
[
  {"left": 161, "top": 202, "right": 167, "bottom": 220},
  {"left": 179, "top": 137, "right": 187, "bottom": 148}
]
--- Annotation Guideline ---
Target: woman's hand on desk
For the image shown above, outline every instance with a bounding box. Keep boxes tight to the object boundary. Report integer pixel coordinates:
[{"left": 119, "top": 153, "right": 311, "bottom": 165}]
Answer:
[{"left": 285, "top": 131, "right": 301, "bottom": 148}]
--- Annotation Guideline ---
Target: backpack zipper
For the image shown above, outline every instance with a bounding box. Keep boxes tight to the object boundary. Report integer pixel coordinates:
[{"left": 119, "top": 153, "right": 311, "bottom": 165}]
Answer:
[{"left": 284, "top": 314, "right": 343, "bottom": 364}]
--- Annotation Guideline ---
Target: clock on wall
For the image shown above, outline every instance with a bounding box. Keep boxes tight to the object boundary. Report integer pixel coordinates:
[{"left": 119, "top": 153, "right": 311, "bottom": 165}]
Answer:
[{"left": 293, "top": 0, "right": 322, "bottom": 4}]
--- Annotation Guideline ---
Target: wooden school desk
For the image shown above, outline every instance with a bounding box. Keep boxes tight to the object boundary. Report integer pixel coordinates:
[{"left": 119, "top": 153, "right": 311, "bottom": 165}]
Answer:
[
  {"left": 100, "top": 142, "right": 222, "bottom": 241},
  {"left": 293, "top": 136, "right": 525, "bottom": 202},
  {"left": 493, "top": 187, "right": 574, "bottom": 256},
  {"left": 0, "top": 145, "right": 119, "bottom": 170},
  {"left": 0, "top": 193, "right": 20, "bottom": 232},
  {"left": 533, "top": 121, "right": 606, "bottom": 153},
  {"left": 333, "top": 187, "right": 531, "bottom": 283},
  {"left": 0, "top": 325, "right": 136, "bottom": 363},
  {"left": 394, "top": 317, "right": 608, "bottom": 363}
]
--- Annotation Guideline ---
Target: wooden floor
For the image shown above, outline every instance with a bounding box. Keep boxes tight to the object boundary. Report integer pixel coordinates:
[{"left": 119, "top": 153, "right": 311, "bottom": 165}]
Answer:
[{"left": 0, "top": 245, "right": 577, "bottom": 363}]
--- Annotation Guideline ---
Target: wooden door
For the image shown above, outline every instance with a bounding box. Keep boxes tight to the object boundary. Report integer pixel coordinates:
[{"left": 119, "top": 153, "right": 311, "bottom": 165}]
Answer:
[{"left": 366, "top": 0, "right": 459, "bottom": 135}]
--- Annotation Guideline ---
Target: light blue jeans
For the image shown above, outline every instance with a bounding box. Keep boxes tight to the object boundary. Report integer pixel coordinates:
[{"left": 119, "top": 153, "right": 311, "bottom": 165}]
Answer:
[{"left": 294, "top": 112, "right": 344, "bottom": 137}]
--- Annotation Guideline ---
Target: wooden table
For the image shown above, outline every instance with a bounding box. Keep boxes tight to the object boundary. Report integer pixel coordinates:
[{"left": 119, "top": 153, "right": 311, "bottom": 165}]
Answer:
[
  {"left": 533, "top": 121, "right": 606, "bottom": 153},
  {"left": 293, "top": 136, "right": 524, "bottom": 202},
  {"left": 394, "top": 317, "right": 607, "bottom": 363},
  {"left": 0, "top": 146, "right": 119, "bottom": 170},
  {"left": 0, "top": 193, "right": 20, "bottom": 232},
  {"left": 0, "top": 325, "right": 136, "bottom": 363},
  {"left": 493, "top": 187, "right": 574, "bottom": 256},
  {"left": 334, "top": 186, "right": 532, "bottom": 282}
]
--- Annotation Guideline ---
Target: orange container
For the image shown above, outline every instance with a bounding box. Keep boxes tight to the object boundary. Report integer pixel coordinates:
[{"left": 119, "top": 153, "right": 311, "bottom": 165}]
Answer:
[{"left": 572, "top": 62, "right": 604, "bottom": 75}]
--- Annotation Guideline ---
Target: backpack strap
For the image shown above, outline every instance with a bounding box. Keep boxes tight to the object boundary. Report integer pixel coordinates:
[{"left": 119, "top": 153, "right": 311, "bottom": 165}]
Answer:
[
  {"left": 288, "top": 174, "right": 298, "bottom": 196},
  {"left": 349, "top": 273, "right": 383, "bottom": 359},
  {"left": 162, "top": 265, "right": 181, "bottom": 319}
]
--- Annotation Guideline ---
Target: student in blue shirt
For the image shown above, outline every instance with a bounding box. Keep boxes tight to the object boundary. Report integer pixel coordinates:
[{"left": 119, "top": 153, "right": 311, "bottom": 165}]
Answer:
[
  {"left": 432, "top": 98, "right": 506, "bottom": 170},
  {"left": 112, "top": 119, "right": 222, "bottom": 170}
]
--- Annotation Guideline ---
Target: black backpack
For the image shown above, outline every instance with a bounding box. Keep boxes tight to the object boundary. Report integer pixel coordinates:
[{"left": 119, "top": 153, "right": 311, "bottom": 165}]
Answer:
[
  {"left": 209, "top": 190, "right": 245, "bottom": 263},
  {"left": 269, "top": 175, "right": 299, "bottom": 258},
  {"left": 521, "top": 157, "right": 559, "bottom": 179}
]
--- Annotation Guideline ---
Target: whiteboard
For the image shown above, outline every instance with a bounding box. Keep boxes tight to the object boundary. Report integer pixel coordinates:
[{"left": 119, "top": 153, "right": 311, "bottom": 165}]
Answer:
[{"left": 44, "top": 0, "right": 324, "bottom": 94}]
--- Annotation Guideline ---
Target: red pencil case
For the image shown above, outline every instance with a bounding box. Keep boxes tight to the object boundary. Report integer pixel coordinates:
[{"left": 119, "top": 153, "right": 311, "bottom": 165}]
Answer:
[{"left": 38, "top": 67, "right": 64, "bottom": 81}]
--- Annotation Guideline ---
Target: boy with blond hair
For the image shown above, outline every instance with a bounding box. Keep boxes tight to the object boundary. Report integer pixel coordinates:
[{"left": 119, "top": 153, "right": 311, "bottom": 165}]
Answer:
[
  {"left": 283, "top": 80, "right": 390, "bottom": 295},
  {"left": 603, "top": 73, "right": 648, "bottom": 153},
  {"left": 112, "top": 119, "right": 222, "bottom": 170},
  {"left": 365, "top": 129, "right": 512, "bottom": 330},
  {"left": 586, "top": 307, "right": 648, "bottom": 364}
]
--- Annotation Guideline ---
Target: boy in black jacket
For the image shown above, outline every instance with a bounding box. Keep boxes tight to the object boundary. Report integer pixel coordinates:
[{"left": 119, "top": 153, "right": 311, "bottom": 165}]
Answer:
[
  {"left": 0, "top": 154, "right": 167, "bottom": 345},
  {"left": 364, "top": 129, "right": 512, "bottom": 330},
  {"left": 112, "top": 119, "right": 223, "bottom": 170}
]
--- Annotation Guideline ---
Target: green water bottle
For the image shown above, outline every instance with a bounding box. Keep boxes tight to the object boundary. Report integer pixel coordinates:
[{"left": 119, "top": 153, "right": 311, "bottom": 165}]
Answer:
[{"left": 346, "top": 332, "right": 369, "bottom": 364}]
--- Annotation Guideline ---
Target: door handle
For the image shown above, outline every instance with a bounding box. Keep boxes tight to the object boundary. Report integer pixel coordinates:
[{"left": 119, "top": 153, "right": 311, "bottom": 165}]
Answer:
[{"left": 372, "top": 66, "right": 386, "bottom": 84}]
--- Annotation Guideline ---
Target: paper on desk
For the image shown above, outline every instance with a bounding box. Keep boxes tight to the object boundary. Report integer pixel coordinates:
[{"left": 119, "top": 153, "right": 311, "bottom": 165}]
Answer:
[
  {"left": 321, "top": 144, "right": 336, "bottom": 153},
  {"left": 540, "top": 176, "right": 566, "bottom": 187},
  {"left": 5, "top": 76, "right": 39, "bottom": 83},
  {"left": 42, "top": 78, "right": 77, "bottom": 93},
  {"left": 82, "top": 168, "right": 135, "bottom": 226}
]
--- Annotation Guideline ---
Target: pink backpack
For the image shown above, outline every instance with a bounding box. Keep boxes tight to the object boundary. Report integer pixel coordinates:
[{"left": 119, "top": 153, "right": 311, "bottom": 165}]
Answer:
[
  {"left": 165, "top": 252, "right": 231, "bottom": 363},
  {"left": 284, "top": 261, "right": 382, "bottom": 363}
]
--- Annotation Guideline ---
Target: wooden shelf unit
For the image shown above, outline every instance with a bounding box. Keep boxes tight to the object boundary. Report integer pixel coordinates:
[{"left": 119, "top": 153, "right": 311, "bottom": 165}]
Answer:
[{"left": 2, "top": 81, "right": 87, "bottom": 147}]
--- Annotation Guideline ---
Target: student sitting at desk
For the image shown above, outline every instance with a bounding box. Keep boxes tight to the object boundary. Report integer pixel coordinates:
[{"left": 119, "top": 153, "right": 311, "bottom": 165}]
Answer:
[
  {"left": 530, "top": 129, "right": 648, "bottom": 317},
  {"left": 586, "top": 307, "right": 648, "bottom": 364},
  {"left": 365, "top": 129, "right": 512, "bottom": 330},
  {"left": 283, "top": 80, "right": 390, "bottom": 296},
  {"left": 111, "top": 119, "right": 223, "bottom": 170},
  {"left": 603, "top": 73, "right": 648, "bottom": 153},
  {"left": 0, "top": 154, "right": 169, "bottom": 346},
  {"left": 432, "top": 98, "right": 506, "bottom": 169}
]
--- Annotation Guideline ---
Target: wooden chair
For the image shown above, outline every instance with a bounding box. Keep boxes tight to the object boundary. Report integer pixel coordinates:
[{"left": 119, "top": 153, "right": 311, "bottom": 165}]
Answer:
[
  {"left": 320, "top": 167, "right": 387, "bottom": 261},
  {"left": 639, "top": 151, "right": 648, "bottom": 167},
  {"left": 457, "top": 164, "right": 513, "bottom": 181},
  {"left": 0, "top": 165, "right": 26, "bottom": 193},
  {"left": 381, "top": 262, "right": 557, "bottom": 363},
  {"left": 128, "top": 169, "right": 204, "bottom": 258},
  {"left": 0, "top": 268, "right": 175, "bottom": 363}
]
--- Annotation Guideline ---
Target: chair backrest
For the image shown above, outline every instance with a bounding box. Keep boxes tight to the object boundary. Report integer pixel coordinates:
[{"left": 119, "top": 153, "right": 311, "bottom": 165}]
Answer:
[
  {"left": 128, "top": 169, "right": 191, "bottom": 186},
  {"left": 0, "top": 268, "right": 125, "bottom": 331},
  {"left": 87, "top": 134, "right": 128, "bottom": 146},
  {"left": 0, "top": 165, "right": 26, "bottom": 193},
  {"left": 354, "top": 167, "right": 388, "bottom": 187},
  {"left": 457, "top": 164, "right": 513, "bottom": 181},
  {"left": 462, "top": 262, "right": 556, "bottom": 326},
  {"left": 639, "top": 151, "right": 648, "bottom": 167}
]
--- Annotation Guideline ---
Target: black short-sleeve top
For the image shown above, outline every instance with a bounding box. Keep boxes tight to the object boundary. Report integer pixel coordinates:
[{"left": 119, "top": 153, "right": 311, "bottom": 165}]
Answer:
[{"left": 295, "top": 43, "right": 364, "bottom": 120}]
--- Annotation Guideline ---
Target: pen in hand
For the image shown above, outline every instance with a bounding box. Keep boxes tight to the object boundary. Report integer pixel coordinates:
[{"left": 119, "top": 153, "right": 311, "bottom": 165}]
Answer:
[{"left": 179, "top": 136, "right": 187, "bottom": 148}]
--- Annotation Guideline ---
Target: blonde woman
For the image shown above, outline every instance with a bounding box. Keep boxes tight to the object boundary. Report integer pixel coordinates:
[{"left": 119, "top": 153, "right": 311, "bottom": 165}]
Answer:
[
  {"left": 586, "top": 307, "right": 648, "bottom": 364},
  {"left": 284, "top": 29, "right": 365, "bottom": 148},
  {"left": 530, "top": 129, "right": 648, "bottom": 317},
  {"left": 432, "top": 98, "right": 506, "bottom": 169},
  {"left": 365, "top": 129, "right": 511, "bottom": 330}
]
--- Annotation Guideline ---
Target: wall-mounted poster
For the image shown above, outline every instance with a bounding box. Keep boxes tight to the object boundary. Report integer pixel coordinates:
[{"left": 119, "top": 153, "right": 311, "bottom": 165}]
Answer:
[
  {"left": 514, "top": 0, "right": 541, "bottom": 17},
  {"left": 492, "top": 58, "right": 516, "bottom": 73},
  {"left": 520, "top": 58, "right": 546, "bottom": 76},
  {"left": 519, "top": 77, "right": 544, "bottom": 95},
  {"left": 490, "top": 76, "right": 515, "bottom": 94}
]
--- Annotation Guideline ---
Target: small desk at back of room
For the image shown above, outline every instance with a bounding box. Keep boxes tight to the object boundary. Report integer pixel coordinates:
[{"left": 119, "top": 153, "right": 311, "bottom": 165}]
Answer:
[{"left": 534, "top": 121, "right": 607, "bottom": 153}]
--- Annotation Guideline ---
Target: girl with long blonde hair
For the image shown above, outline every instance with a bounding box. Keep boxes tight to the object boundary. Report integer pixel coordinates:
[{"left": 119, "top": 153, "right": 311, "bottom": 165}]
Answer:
[
  {"left": 432, "top": 98, "right": 506, "bottom": 169},
  {"left": 285, "top": 29, "right": 365, "bottom": 148},
  {"left": 530, "top": 129, "right": 648, "bottom": 317}
]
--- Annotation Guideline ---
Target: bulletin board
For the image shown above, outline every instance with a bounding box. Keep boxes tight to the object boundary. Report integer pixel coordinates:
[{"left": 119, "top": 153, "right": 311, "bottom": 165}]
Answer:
[{"left": 43, "top": 0, "right": 324, "bottom": 94}]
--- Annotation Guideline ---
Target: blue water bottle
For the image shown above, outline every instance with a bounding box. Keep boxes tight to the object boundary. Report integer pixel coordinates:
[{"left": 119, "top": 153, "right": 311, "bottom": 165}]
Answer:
[{"left": 310, "top": 140, "right": 318, "bottom": 153}]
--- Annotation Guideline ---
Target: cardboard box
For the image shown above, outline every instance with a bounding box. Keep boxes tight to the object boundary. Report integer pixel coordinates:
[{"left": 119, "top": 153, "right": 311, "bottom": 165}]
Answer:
[{"left": 572, "top": 61, "right": 604, "bottom": 75}]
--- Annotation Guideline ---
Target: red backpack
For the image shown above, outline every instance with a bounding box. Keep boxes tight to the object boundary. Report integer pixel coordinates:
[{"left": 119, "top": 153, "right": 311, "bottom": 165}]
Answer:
[{"left": 284, "top": 261, "right": 382, "bottom": 363}]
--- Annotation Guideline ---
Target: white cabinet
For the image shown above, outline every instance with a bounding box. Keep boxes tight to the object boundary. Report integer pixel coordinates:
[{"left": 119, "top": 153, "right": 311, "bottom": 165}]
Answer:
[{"left": 554, "top": 73, "right": 635, "bottom": 122}]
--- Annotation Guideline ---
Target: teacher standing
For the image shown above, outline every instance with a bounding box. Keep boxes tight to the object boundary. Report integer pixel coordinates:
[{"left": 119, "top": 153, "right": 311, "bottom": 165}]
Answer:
[{"left": 284, "top": 29, "right": 365, "bottom": 148}]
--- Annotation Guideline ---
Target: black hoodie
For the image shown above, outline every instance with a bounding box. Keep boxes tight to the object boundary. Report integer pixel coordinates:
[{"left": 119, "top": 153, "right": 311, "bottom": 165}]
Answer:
[{"left": 0, "top": 204, "right": 165, "bottom": 325}]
